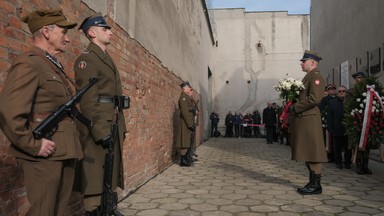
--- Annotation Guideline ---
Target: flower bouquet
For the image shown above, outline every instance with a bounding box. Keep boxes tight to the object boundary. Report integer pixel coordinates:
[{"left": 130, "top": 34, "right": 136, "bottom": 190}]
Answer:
[
  {"left": 274, "top": 77, "right": 305, "bottom": 127},
  {"left": 344, "top": 76, "right": 384, "bottom": 151},
  {"left": 274, "top": 77, "right": 305, "bottom": 102}
]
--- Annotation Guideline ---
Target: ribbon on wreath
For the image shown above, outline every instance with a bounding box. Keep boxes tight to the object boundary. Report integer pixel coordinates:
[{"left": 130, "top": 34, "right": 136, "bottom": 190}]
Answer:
[
  {"left": 358, "top": 85, "right": 384, "bottom": 150},
  {"left": 279, "top": 101, "right": 293, "bottom": 128}
]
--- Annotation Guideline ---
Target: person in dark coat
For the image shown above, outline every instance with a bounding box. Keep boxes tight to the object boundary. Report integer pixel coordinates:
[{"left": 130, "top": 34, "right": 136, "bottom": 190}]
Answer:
[
  {"left": 0, "top": 9, "right": 81, "bottom": 216},
  {"left": 319, "top": 83, "right": 337, "bottom": 163},
  {"left": 210, "top": 111, "right": 220, "bottom": 137},
  {"left": 327, "top": 85, "right": 352, "bottom": 169},
  {"left": 225, "top": 111, "right": 234, "bottom": 137},
  {"left": 289, "top": 50, "right": 327, "bottom": 195},
  {"left": 252, "top": 110, "right": 262, "bottom": 138},
  {"left": 263, "top": 103, "right": 277, "bottom": 144},
  {"left": 233, "top": 112, "right": 242, "bottom": 138},
  {"left": 176, "top": 81, "right": 197, "bottom": 166},
  {"left": 74, "top": 13, "right": 127, "bottom": 214}
]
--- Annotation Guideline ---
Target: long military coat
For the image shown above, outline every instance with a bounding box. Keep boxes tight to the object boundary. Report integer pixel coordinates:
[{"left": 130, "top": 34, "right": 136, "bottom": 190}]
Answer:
[
  {"left": 0, "top": 46, "right": 83, "bottom": 161},
  {"left": 176, "top": 92, "right": 196, "bottom": 149},
  {"left": 291, "top": 68, "right": 327, "bottom": 162},
  {"left": 74, "top": 43, "right": 126, "bottom": 194}
]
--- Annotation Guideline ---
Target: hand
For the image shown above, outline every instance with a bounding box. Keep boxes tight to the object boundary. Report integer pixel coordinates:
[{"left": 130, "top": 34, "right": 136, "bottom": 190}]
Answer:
[
  {"left": 37, "top": 138, "right": 56, "bottom": 157},
  {"left": 98, "top": 135, "right": 112, "bottom": 149}
]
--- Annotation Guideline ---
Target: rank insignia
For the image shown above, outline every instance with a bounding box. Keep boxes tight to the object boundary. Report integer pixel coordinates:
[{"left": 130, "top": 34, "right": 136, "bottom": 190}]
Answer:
[
  {"left": 314, "top": 80, "right": 320, "bottom": 85},
  {"left": 78, "top": 61, "right": 87, "bottom": 69}
]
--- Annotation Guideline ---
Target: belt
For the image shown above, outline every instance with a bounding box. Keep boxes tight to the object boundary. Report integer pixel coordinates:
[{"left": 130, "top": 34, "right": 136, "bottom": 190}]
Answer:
[
  {"left": 29, "top": 112, "right": 72, "bottom": 123},
  {"left": 98, "top": 96, "right": 114, "bottom": 103}
]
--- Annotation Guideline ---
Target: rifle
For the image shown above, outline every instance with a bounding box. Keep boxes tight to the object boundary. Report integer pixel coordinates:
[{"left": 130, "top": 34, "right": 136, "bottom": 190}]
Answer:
[
  {"left": 100, "top": 96, "right": 129, "bottom": 216},
  {"left": 33, "top": 77, "right": 99, "bottom": 139}
]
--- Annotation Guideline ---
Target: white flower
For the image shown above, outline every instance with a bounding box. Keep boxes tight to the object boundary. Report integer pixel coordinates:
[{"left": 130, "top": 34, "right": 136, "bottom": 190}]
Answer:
[
  {"left": 373, "top": 100, "right": 377, "bottom": 105},
  {"left": 296, "top": 91, "right": 300, "bottom": 95},
  {"left": 362, "top": 92, "right": 367, "bottom": 97},
  {"left": 359, "top": 109, "right": 363, "bottom": 113},
  {"left": 356, "top": 98, "right": 361, "bottom": 102},
  {"left": 359, "top": 103, "right": 364, "bottom": 108},
  {"left": 363, "top": 99, "right": 367, "bottom": 103}
]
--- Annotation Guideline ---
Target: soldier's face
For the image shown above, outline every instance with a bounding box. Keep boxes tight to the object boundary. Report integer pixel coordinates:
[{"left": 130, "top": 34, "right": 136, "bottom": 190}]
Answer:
[
  {"left": 46, "top": 25, "right": 70, "bottom": 54},
  {"left": 90, "top": 26, "right": 113, "bottom": 45}
]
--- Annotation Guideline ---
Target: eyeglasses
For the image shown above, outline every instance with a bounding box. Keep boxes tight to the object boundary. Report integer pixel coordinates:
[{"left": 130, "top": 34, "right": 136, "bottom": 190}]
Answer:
[{"left": 338, "top": 90, "right": 346, "bottom": 92}]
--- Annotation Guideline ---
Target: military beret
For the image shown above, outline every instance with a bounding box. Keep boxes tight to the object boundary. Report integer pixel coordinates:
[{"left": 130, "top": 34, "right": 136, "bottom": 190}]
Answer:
[
  {"left": 180, "top": 81, "right": 191, "bottom": 88},
  {"left": 300, "top": 50, "right": 322, "bottom": 62},
  {"left": 351, "top": 71, "right": 366, "bottom": 79},
  {"left": 79, "top": 13, "right": 111, "bottom": 33},
  {"left": 21, "top": 8, "right": 77, "bottom": 33}
]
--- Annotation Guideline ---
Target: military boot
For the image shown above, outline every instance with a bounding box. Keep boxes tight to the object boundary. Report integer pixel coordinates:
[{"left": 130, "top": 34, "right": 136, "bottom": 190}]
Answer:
[
  {"left": 180, "top": 155, "right": 192, "bottom": 167},
  {"left": 84, "top": 208, "right": 100, "bottom": 216},
  {"left": 297, "top": 171, "right": 314, "bottom": 192},
  {"left": 356, "top": 153, "right": 365, "bottom": 175},
  {"left": 362, "top": 157, "right": 372, "bottom": 175},
  {"left": 298, "top": 174, "right": 322, "bottom": 195}
]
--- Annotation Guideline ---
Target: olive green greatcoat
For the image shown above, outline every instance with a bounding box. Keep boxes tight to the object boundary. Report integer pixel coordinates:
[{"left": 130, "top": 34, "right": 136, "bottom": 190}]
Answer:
[
  {"left": 0, "top": 46, "right": 83, "bottom": 161},
  {"left": 176, "top": 92, "right": 196, "bottom": 149},
  {"left": 74, "top": 43, "right": 126, "bottom": 194},
  {"left": 291, "top": 68, "right": 327, "bottom": 162}
]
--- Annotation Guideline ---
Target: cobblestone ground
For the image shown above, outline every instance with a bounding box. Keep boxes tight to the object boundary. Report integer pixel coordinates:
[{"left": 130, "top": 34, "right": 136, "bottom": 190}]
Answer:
[{"left": 118, "top": 137, "right": 384, "bottom": 216}]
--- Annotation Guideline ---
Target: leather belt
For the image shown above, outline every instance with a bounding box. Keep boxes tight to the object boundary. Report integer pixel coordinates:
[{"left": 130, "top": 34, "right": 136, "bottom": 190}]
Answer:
[
  {"left": 29, "top": 112, "right": 72, "bottom": 123},
  {"left": 98, "top": 96, "right": 114, "bottom": 103}
]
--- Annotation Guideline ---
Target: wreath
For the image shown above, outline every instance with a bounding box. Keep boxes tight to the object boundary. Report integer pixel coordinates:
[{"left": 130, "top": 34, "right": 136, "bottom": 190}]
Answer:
[{"left": 344, "top": 76, "right": 384, "bottom": 150}]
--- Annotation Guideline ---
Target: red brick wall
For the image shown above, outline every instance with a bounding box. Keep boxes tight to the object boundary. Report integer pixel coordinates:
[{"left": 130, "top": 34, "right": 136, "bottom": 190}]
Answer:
[{"left": 0, "top": 1, "right": 203, "bottom": 215}]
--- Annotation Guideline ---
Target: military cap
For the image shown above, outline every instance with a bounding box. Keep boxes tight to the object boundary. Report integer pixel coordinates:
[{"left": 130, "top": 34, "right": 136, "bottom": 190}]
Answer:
[
  {"left": 21, "top": 8, "right": 77, "bottom": 33},
  {"left": 351, "top": 71, "right": 366, "bottom": 79},
  {"left": 180, "top": 81, "right": 191, "bottom": 88},
  {"left": 300, "top": 50, "right": 322, "bottom": 62},
  {"left": 79, "top": 13, "right": 111, "bottom": 33},
  {"left": 326, "top": 83, "right": 336, "bottom": 90}
]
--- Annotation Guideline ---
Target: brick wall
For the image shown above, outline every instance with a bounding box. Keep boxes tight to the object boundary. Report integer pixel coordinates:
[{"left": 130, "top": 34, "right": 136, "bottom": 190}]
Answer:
[{"left": 0, "top": 1, "right": 203, "bottom": 215}]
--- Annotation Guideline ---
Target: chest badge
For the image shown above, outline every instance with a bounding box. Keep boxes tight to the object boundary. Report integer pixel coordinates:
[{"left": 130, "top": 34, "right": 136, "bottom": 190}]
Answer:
[
  {"left": 78, "top": 61, "right": 87, "bottom": 69},
  {"left": 314, "top": 80, "right": 320, "bottom": 85}
]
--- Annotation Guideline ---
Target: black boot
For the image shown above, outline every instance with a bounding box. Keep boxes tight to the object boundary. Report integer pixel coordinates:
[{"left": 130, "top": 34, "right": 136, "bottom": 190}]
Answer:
[
  {"left": 362, "top": 157, "right": 372, "bottom": 175},
  {"left": 356, "top": 153, "right": 365, "bottom": 175},
  {"left": 297, "top": 171, "right": 314, "bottom": 192},
  {"left": 180, "top": 155, "right": 192, "bottom": 167},
  {"left": 298, "top": 174, "right": 322, "bottom": 195}
]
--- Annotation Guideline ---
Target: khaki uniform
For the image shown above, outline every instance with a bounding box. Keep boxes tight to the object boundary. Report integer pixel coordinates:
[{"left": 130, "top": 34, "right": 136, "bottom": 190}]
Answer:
[
  {"left": 176, "top": 92, "right": 196, "bottom": 149},
  {"left": 0, "top": 46, "right": 83, "bottom": 216},
  {"left": 74, "top": 43, "right": 126, "bottom": 195},
  {"left": 291, "top": 68, "right": 327, "bottom": 162}
]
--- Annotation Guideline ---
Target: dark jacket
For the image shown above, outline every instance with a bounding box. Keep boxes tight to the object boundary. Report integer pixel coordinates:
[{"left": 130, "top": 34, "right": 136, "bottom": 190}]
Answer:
[
  {"left": 327, "top": 96, "right": 345, "bottom": 136},
  {"left": 262, "top": 107, "right": 277, "bottom": 127}
]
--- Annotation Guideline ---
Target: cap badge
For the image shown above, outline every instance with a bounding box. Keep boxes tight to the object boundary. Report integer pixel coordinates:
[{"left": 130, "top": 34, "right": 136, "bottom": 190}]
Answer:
[{"left": 315, "top": 80, "right": 320, "bottom": 85}]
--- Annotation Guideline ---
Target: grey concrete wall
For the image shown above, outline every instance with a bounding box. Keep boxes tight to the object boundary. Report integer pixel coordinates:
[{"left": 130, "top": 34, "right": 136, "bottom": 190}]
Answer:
[
  {"left": 82, "top": 0, "right": 215, "bottom": 139},
  {"left": 311, "top": 0, "right": 384, "bottom": 87},
  {"left": 212, "top": 9, "right": 310, "bottom": 126}
]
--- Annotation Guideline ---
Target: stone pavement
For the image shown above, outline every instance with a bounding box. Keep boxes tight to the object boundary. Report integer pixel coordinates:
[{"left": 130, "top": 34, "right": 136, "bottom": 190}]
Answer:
[{"left": 117, "top": 137, "right": 384, "bottom": 216}]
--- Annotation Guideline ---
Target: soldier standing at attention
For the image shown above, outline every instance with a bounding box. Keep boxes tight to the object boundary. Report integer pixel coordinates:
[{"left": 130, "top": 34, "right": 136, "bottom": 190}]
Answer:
[
  {"left": 289, "top": 50, "right": 327, "bottom": 195},
  {"left": 74, "top": 13, "right": 127, "bottom": 215},
  {"left": 176, "top": 81, "right": 197, "bottom": 166},
  {"left": 0, "top": 8, "right": 81, "bottom": 216}
]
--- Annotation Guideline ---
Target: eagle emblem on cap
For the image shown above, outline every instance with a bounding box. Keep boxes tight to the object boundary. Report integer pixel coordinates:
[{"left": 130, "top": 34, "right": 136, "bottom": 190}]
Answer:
[{"left": 78, "top": 61, "right": 87, "bottom": 69}]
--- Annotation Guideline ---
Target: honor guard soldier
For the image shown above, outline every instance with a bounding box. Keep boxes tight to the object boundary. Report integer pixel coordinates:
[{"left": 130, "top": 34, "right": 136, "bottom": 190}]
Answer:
[
  {"left": 74, "top": 13, "right": 127, "bottom": 215},
  {"left": 289, "top": 50, "right": 327, "bottom": 195},
  {"left": 0, "top": 8, "right": 82, "bottom": 216},
  {"left": 176, "top": 81, "right": 197, "bottom": 166}
]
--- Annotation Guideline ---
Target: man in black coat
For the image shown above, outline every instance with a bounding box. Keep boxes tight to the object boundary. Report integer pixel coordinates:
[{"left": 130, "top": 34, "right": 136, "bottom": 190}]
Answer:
[
  {"left": 263, "top": 102, "right": 277, "bottom": 144},
  {"left": 327, "top": 85, "right": 352, "bottom": 169}
]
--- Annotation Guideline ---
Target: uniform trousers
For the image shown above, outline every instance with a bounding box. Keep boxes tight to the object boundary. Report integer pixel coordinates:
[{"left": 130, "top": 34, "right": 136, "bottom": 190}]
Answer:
[{"left": 18, "top": 158, "right": 76, "bottom": 216}]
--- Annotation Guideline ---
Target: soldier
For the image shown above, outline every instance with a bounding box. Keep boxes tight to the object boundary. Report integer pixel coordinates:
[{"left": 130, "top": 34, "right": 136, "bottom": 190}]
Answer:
[
  {"left": 74, "top": 13, "right": 127, "bottom": 214},
  {"left": 0, "top": 8, "right": 81, "bottom": 216},
  {"left": 176, "top": 81, "right": 197, "bottom": 166},
  {"left": 289, "top": 50, "right": 327, "bottom": 195}
]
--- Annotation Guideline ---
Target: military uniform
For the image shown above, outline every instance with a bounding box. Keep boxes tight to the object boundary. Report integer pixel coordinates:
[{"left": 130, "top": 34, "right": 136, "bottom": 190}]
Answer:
[
  {"left": 176, "top": 82, "right": 196, "bottom": 166},
  {"left": 74, "top": 14, "right": 126, "bottom": 213},
  {"left": 290, "top": 50, "right": 327, "bottom": 195},
  {"left": 291, "top": 68, "right": 327, "bottom": 162},
  {"left": 0, "top": 9, "right": 80, "bottom": 216}
]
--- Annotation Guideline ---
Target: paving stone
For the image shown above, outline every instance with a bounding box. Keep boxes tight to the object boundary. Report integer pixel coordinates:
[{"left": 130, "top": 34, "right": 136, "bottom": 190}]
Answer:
[{"left": 119, "top": 138, "right": 384, "bottom": 215}]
